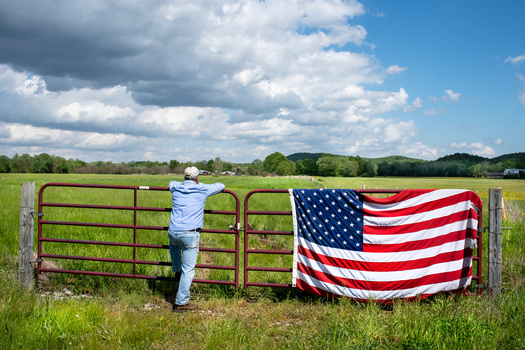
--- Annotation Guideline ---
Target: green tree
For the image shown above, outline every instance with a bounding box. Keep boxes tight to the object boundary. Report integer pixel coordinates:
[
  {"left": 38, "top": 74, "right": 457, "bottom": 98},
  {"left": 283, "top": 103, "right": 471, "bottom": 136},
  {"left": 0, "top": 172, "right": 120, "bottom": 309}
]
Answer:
[
  {"left": 302, "top": 158, "right": 318, "bottom": 176},
  {"left": 317, "top": 154, "right": 342, "bottom": 177},
  {"left": 0, "top": 155, "right": 11, "bottom": 173},
  {"left": 276, "top": 160, "right": 296, "bottom": 176},
  {"left": 363, "top": 162, "right": 378, "bottom": 177},
  {"left": 341, "top": 159, "right": 359, "bottom": 177},
  {"left": 169, "top": 159, "right": 181, "bottom": 172},
  {"left": 294, "top": 160, "right": 305, "bottom": 175},
  {"left": 248, "top": 159, "right": 263, "bottom": 175},
  {"left": 32, "top": 153, "right": 53, "bottom": 173},
  {"left": 263, "top": 152, "right": 287, "bottom": 174}
]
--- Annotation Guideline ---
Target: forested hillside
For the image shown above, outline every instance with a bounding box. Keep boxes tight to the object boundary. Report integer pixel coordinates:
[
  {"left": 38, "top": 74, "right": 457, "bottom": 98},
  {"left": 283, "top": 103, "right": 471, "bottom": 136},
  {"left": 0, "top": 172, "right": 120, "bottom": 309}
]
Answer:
[{"left": 1, "top": 152, "right": 524, "bottom": 178}]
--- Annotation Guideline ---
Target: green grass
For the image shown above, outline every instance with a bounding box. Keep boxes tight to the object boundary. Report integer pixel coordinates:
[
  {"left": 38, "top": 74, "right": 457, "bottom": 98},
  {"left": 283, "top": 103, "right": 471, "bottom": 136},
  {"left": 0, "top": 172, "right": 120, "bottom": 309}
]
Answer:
[{"left": 1, "top": 173, "right": 524, "bottom": 349}]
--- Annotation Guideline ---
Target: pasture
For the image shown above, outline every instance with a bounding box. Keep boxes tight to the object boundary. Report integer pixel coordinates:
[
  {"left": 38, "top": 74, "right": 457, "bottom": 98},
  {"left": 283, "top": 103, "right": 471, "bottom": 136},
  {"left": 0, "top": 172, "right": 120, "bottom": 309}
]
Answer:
[{"left": 1, "top": 173, "right": 524, "bottom": 349}]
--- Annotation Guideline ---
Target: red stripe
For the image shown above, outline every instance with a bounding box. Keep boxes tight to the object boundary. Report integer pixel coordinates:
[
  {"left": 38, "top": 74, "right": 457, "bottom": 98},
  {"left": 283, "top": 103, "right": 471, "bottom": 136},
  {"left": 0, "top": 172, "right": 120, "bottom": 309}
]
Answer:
[
  {"left": 298, "top": 244, "right": 473, "bottom": 272},
  {"left": 363, "top": 228, "right": 477, "bottom": 252},
  {"left": 364, "top": 209, "right": 476, "bottom": 235},
  {"left": 297, "top": 262, "right": 472, "bottom": 292},
  {"left": 294, "top": 278, "right": 459, "bottom": 304},
  {"left": 361, "top": 189, "right": 434, "bottom": 205},
  {"left": 364, "top": 191, "right": 479, "bottom": 218}
]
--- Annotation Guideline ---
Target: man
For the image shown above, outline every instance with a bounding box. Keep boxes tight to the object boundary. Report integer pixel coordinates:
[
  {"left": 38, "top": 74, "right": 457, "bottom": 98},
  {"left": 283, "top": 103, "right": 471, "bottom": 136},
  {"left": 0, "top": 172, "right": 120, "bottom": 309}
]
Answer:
[{"left": 168, "top": 166, "right": 225, "bottom": 312}]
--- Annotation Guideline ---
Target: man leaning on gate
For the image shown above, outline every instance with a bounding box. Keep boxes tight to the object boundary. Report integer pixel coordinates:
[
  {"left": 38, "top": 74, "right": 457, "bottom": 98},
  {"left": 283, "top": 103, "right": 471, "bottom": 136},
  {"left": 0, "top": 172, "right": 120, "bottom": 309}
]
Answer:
[{"left": 167, "top": 166, "right": 225, "bottom": 312}]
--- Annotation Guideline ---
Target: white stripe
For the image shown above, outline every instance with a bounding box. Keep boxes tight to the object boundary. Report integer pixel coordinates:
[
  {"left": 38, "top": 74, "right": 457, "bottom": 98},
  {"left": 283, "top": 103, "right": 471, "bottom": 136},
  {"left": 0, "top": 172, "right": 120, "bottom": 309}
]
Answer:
[
  {"left": 363, "top": 189, "right": 470, "bottom": 212},
  {"left": 296, "top": 270, "right": 472, "bottom": 300},
  {"left": 298, "top": 236, "right": 475, "bottom": 263},
  {"left": 363, "top": 218, "right": 478, "bottom": 245},
  {"left": 298, "top": 252, "right": 472, "bottom": 282},
  {"left": 289, "top": 189, "right": 299, "bottom": 287},
  {"left": 364, "top": 200, "right": 474, "bottom": 227}
]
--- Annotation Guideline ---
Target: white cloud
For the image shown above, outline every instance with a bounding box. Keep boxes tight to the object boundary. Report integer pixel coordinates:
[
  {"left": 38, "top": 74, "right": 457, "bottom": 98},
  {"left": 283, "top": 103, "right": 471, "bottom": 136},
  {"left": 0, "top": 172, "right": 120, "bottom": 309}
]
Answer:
[
  {"left": 450, "top": 142, "right": 496, "bottom": 157},
  {"left": 505, "top": 55, "right": 525, "bottom": 65},
  {"left": 424, "top": 108, "right": 447, "bottom": 116},
  {"left": 404, "top": 97, "right": 422, "bottom": 112},
  {"left": 386, "top": 65, "right": 407, "bottom": 75},
  {"left": 442, "top": 89, "right": 461, "bottom": 102}
]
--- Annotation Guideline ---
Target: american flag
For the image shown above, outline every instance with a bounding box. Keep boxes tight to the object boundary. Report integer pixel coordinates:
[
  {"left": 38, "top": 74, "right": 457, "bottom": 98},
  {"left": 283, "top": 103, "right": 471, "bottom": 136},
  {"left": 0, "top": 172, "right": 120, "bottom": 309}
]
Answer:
[{"left": 289, "top": 189, "right": 482, "bottom": 302}]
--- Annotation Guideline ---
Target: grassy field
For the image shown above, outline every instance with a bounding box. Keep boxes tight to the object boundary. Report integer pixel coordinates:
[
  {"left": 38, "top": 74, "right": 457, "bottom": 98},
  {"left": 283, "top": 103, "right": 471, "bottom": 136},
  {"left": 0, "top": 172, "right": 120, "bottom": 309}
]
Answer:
[{"left": 1, "top": 174, "right": 524, "bottom": 349}]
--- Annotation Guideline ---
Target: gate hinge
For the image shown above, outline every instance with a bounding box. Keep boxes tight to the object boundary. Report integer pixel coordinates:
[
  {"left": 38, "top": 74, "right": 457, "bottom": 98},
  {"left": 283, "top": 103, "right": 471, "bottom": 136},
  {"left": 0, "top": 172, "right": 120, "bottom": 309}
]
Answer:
[{"left": 30, "top": 211, "right": 44, "bottom": 218}]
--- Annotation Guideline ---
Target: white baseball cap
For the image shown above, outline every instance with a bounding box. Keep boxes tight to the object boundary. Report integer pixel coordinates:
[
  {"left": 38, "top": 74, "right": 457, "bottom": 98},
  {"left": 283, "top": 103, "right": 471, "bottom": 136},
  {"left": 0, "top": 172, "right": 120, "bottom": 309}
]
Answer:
[{"left": 184, "top": 166, "right": 199, "bottom": 178}]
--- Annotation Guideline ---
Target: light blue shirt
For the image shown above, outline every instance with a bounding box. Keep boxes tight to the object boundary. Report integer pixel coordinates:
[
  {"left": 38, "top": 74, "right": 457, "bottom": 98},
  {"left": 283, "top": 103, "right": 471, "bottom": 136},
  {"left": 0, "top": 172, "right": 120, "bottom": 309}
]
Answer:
[{"left": 168, "top": 180, "right": 225, "bottom": 231}]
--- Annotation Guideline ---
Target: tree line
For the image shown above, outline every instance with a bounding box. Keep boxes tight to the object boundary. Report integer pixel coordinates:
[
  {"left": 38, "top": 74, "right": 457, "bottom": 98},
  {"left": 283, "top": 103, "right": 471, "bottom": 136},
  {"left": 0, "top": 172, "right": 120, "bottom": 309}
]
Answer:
[{"left": 1, "top": 152, "right": 524, "bottom": 178}]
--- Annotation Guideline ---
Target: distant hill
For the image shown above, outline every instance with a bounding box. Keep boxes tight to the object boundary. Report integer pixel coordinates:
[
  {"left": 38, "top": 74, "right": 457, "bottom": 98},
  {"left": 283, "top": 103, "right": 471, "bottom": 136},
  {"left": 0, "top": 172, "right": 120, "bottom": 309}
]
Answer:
[
  {"left": 288, "top": 153, "right": 427, "bottom": 164},
  {"left": 287, "top": 151, "right": 525, "bottom": 167},
  {"left": 435, "top": 153, "right": 488, "bottom": 165},
  {"left": 491, "top": 152, "right": 525, "bottom": 164},
  {"left": 287, "top": 152, "right": 330, "bottom": 162},
  {"left": 366, "top": 155, "right": 427, "bottom": 164}
]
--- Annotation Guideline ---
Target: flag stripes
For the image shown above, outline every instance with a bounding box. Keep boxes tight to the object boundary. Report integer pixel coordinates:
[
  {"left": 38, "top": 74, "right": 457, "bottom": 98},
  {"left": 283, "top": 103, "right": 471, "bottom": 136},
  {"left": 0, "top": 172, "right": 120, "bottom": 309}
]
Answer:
[{"left": 290, "top": 188, "right": 482, "bottom": 302}]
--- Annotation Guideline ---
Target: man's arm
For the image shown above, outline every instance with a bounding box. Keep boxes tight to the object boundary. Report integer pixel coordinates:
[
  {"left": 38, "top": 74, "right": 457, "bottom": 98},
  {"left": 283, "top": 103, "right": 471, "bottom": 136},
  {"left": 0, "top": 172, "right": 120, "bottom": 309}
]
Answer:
[{"left": 206, "top": 182, "right": 225, "bottom": 196}]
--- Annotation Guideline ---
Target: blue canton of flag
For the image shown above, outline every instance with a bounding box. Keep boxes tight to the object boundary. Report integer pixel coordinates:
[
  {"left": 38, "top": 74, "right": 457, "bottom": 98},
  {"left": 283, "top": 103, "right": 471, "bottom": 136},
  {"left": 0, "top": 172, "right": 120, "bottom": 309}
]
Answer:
[{"left": 292, "top": 189, "right": 364, "bottom": 251}]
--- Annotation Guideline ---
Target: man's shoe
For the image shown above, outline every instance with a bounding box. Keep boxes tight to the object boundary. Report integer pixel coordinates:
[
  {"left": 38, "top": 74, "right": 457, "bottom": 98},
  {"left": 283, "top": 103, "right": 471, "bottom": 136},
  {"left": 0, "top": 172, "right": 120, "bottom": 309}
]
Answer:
[
  {"left": 174, "top": 303, "right": 196, "bottom": 312},
  {"left": 174, "top": 271, "right": 182, "bottom": 282}
]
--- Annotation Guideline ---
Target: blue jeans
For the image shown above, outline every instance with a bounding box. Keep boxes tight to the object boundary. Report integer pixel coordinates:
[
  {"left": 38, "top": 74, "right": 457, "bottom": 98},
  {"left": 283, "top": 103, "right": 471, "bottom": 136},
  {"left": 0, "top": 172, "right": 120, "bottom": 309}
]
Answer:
[{"left": 168, "top": 230, "right": 200, "bottom": 306}]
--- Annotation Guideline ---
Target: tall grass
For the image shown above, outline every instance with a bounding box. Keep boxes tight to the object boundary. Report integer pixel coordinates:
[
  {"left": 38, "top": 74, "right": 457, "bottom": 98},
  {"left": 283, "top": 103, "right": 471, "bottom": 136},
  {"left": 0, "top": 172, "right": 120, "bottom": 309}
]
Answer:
[{"left": 1, "top": 174, "right": 524, "bottom": 349}]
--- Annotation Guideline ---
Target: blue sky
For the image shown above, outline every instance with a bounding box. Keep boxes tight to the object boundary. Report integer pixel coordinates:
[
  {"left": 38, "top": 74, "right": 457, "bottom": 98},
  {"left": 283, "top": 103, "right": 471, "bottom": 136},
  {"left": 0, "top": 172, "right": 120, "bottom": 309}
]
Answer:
[{"left": 0, "top": 0, "right": 523, "bottom": 163}]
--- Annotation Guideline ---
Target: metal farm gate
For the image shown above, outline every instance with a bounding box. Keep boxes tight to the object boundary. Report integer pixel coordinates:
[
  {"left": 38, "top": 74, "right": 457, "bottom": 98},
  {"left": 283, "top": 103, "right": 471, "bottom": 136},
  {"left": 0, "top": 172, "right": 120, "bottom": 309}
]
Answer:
[
  {"left": 37, "top": 183, "right": 241, "bottom": 288},
  {"left": 37, "top": 184, "right": 483, "bottom": 294},
  {"left": 243, "top": 189, "right": 483, "bottom": 294}
]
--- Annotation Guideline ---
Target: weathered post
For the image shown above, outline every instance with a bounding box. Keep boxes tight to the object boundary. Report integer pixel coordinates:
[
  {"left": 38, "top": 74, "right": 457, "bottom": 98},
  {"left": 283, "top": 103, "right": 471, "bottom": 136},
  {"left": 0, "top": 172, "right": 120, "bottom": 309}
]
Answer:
[
  {"left": 18, "top": 182, "right": 35, "bottom": 289},
  {"left": 488, "top": 188, "right": 503, "bottom": 294}
]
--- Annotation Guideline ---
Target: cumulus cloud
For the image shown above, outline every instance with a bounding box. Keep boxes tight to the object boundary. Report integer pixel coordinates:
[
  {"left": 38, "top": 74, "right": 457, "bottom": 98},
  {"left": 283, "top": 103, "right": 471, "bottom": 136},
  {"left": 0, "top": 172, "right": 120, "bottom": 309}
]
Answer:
[
  {"left": 505, "top": 55, "right": 525, "bottom": 65},
  {"left": 424, "top": 108, "right": 447, "bottom": 116},
  {"left": 442, "top": 89, "right": 461, "bottom": 102},
  {"left": 386, "top": 65, "right": 407, "bottom": 75},
  {"left": 450, "top": 142, "right": 496, "bottom": 157},
  {"left": 0, "top": 1, "right": 503, "bottom": 162}
]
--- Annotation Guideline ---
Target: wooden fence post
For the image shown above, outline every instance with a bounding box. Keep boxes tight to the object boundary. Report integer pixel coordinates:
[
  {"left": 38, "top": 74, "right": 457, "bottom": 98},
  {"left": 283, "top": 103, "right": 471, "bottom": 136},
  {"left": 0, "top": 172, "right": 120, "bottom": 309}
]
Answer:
[
  {"left": 18, "top": 182, "right": 35, "bottom": 290},
  {"left": 488, "top": 188, "right": 503, "bottom": 294}
]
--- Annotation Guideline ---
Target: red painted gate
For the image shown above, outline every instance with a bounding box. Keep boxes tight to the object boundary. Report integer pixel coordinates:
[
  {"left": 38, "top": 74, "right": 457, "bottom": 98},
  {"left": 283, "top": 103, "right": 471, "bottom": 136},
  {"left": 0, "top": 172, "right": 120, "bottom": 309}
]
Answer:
[
  {"left": 37, "top": 183, "right": 240, "bottom": 288},
  {"left": 243, "top": 189, "right": 483, "bottom": 294}
]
